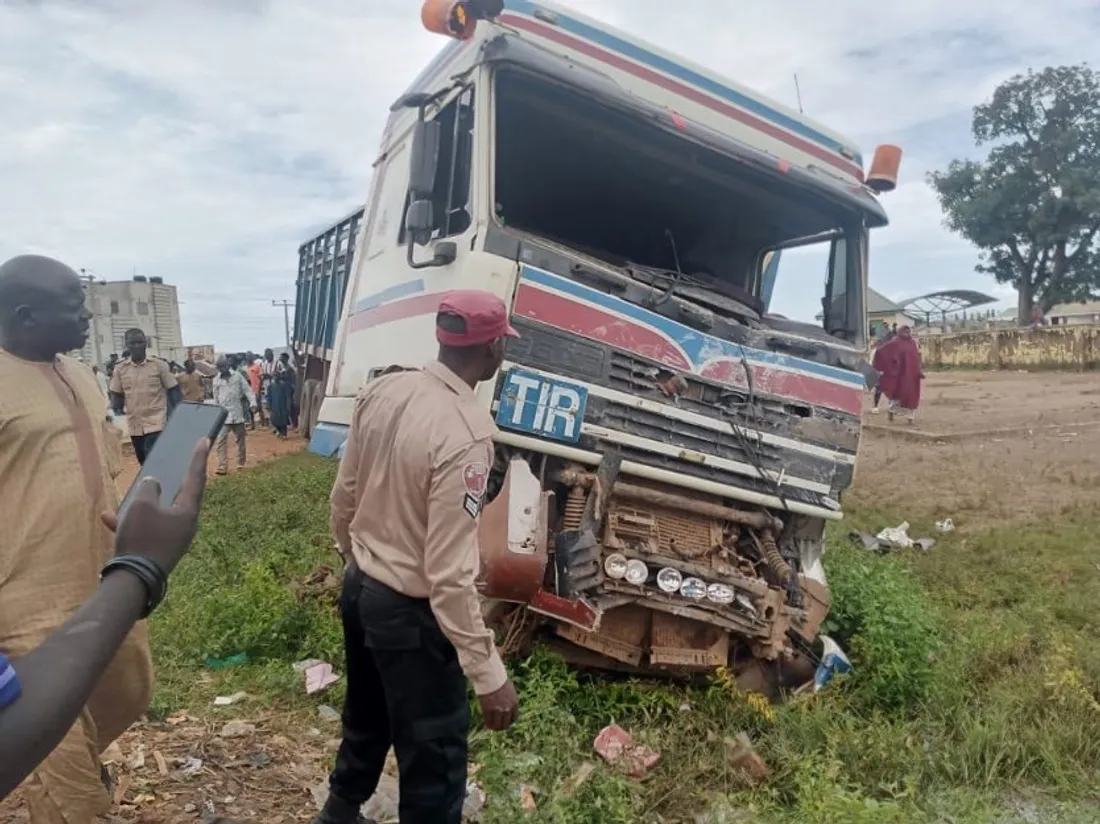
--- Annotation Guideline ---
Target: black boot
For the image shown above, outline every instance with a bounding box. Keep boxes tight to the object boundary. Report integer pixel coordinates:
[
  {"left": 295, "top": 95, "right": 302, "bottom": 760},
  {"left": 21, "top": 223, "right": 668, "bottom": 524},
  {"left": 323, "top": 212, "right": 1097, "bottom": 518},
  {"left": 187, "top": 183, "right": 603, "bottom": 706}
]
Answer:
[{"left": 311, "top": 793, "right": 375, "bottom": 824}]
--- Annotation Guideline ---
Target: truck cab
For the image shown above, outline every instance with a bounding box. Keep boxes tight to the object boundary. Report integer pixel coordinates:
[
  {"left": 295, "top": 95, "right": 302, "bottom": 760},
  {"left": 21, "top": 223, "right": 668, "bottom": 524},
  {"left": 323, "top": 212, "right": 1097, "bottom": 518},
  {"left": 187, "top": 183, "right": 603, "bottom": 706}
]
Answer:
[{"left": 311, "top": 0, "right": 899, "bottom": 691}]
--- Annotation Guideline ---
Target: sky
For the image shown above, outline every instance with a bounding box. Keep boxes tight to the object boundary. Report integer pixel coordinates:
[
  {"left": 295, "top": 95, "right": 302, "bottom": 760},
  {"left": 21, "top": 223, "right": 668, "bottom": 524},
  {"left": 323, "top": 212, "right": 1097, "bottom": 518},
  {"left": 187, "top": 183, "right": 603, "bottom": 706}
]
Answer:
[{"left": 1, "top": 0, "right": 1098, "bottom": 351}]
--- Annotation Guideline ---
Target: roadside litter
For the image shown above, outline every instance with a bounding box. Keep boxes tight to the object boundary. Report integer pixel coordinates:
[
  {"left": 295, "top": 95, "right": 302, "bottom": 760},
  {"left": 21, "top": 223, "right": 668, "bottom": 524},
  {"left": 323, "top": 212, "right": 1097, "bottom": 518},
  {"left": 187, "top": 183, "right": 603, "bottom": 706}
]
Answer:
[
  {"left": 935, "top": 518, "right": 955, "bottom": 533},
  {"left": 293, "top": 658, "right": 341, "bottom": 694},
  {"left": 852, "top": 521, "right": 936, "bottom": 552},
  {"left": 813, "top": 635, "right": 853, "bottom": 692},
  {"left": 213, "top": 691, "right": 249, "bottom": 706},
  {"left": 593, "top": 724, "right": 661, "bottom": 778}
]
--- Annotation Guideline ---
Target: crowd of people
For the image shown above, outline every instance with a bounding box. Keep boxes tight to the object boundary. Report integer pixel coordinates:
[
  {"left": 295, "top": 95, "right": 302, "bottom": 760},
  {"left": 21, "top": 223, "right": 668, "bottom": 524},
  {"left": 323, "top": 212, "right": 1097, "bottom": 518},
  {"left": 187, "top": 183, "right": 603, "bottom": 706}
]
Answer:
[
  {"left": 1, "top": 253, "right": 521, "bottom": 824},
  {"left": 96, "top": 337, "right": 302, "bottom": 474}
]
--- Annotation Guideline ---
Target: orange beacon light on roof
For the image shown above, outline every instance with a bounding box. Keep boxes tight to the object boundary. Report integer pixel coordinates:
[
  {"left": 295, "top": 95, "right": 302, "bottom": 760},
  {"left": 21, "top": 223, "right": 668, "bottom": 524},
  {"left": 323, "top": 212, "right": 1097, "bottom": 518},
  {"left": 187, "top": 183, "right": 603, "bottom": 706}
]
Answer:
[{"left": 422, "top": 0, "right": 503, "bottom": 40}]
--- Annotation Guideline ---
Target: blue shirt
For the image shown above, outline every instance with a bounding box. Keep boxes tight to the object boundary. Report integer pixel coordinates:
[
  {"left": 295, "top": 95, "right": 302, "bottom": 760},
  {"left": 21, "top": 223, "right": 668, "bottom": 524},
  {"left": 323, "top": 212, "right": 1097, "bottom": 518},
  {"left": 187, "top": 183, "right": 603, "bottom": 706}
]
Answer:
[{"left": 0, "top": 653, "right": 21, "bottom": 708}]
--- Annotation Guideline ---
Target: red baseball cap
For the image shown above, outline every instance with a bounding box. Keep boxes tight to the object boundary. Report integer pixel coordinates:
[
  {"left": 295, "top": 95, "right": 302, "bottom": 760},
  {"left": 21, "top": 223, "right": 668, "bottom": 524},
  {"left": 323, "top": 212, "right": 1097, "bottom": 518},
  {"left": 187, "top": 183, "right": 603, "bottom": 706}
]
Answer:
[{"left": 436, "top": 290, "right": 519, "bottom": 347}]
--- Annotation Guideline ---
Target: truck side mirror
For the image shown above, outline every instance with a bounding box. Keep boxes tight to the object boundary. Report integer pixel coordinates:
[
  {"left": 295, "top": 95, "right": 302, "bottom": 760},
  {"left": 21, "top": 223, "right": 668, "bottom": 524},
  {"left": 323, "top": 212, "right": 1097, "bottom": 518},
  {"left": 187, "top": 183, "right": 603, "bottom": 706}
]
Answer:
[
  {"left": 405, "top": 199, "right": 434, "bottom": 247},
  {"left": 405, "top": 199, "right": 458, "bottom": 270},
  {"left": 409, "top": 119, "right": 441, "bottom": 198}
]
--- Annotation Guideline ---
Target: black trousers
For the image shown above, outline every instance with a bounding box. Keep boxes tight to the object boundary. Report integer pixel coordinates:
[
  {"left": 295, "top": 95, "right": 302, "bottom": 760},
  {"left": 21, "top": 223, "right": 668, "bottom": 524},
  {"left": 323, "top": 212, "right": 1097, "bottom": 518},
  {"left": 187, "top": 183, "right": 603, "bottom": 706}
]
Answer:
[
  {"left": 329, "top": 563, "right": 470, "bottom": 824},
  {"left": 131, "top": 431, "right": 160, "bottom": 465}
]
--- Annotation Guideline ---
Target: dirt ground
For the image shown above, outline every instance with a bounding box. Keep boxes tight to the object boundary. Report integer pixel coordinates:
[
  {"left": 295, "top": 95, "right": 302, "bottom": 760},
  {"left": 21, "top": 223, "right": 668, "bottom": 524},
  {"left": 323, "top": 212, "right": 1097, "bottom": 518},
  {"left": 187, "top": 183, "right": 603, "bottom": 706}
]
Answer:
[
  {"left": 852, "top": 371, "right": 1100, "bottom": 530},
  {"left": 115, "top": 427, "right": 307, "bottom": 492}
]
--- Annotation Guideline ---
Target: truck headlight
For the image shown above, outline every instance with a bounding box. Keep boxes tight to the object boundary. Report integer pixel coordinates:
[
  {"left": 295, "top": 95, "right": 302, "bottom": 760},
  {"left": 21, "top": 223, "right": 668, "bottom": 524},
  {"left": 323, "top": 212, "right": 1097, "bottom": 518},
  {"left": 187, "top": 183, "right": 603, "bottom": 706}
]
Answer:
[
  {"left": 679, "top": 577, "right": 706, "bottom": 600},
  {"left": 624, "top": 559, "right": 649, "bottom": 585},
  {"left": 604, "top": 553, "right": 628, "bottom": 579},
  {"left": 706, "top": 583, "right": 735, "bottom": 605},
  {"left": 656, "top": 567, "right": 682, "bottom": 593}
]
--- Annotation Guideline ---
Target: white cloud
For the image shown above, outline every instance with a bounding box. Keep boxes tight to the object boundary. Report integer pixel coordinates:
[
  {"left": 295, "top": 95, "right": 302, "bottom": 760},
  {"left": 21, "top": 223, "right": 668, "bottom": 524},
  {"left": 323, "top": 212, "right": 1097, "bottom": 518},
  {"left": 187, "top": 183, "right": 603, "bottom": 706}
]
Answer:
[{"left": 1, "top": 0, "right": 1097, "bottom": 349}]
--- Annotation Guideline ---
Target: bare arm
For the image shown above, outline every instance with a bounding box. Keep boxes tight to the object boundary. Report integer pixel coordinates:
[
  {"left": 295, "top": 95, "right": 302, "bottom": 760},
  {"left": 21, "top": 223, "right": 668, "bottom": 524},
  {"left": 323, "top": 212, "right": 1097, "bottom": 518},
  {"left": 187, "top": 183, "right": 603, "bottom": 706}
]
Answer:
[
  {"left": 0, "top": 440, "right": 209, "bottom": 798},
  {"left": 0, "top": 572, "right": 146, "bottom": 797}
]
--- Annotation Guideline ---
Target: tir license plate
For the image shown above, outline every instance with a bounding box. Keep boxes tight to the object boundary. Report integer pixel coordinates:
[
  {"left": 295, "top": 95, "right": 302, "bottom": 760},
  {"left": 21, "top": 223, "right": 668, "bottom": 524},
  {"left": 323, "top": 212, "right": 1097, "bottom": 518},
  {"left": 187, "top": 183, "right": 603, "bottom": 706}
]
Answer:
[{"left": 495, "top": 369, "right": 588, "bottom": 444}]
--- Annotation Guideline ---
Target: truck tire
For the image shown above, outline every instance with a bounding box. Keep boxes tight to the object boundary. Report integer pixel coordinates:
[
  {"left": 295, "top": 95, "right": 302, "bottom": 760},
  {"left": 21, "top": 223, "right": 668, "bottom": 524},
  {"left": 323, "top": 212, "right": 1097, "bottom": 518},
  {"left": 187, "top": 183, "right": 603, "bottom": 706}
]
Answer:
[
  {"left": 300, "top": 379, "right": 317, "bottom": 439},
  {"left": 305, "top": 380, "right": 321, "bottom": 440},
  {"left": 301, "top": 379, "right": 322, "bottom": 439}
]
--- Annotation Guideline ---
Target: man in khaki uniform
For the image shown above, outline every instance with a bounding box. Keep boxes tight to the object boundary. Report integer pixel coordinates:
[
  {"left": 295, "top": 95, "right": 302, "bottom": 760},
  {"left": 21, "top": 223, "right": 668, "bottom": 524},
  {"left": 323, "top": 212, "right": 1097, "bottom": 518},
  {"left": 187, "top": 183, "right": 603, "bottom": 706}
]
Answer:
[
  {"left": 108, "top": 328, "right": 180, "bottom": 464},
  {"left": 0, "top": 255, "right": 153, "bottom": 823},
  {"left": 315, "top": 291, "right": 521, "bottom": 824},
  {"left": 177, "top": 360, "right": 207, "bottom": 403}
]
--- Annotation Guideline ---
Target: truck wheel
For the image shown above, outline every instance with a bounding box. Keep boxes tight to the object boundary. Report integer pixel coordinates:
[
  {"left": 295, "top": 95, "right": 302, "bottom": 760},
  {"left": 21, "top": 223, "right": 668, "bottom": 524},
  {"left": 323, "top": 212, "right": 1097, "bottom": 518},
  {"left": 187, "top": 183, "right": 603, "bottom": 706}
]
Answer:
[
  {"left": 304, "top": 379, "right": 323, "bottom": 439},
  {"left": 300, "top": 379, "right": 319, "bottom": 439}
]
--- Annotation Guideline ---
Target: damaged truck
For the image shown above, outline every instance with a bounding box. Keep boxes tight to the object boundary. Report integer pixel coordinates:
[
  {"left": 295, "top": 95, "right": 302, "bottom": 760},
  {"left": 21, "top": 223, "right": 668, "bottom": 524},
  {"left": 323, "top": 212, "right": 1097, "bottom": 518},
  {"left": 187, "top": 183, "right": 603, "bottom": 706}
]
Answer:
[{"left": 306, "top": 0, "right": 901, "bottom": 694}]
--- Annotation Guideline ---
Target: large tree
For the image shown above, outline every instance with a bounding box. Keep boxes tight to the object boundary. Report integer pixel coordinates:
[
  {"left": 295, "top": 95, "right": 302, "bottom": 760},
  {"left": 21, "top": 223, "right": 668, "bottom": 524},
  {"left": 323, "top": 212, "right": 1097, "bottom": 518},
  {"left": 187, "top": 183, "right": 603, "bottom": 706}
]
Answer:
[{"left": 928, "top": 65, "right": 1100, "bottom": 321}]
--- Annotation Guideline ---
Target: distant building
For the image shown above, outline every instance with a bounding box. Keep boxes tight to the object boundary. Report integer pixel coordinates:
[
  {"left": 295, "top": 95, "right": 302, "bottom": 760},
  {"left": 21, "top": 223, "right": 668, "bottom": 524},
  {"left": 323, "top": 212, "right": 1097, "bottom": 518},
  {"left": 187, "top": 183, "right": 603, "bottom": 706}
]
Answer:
[
  {"left": 78, "top": 276, "right": 184, "bottom": 367},
  {"left": 866, "top": 288, "right": 912, "bottom": 338},
  {"left": 1047, "top": 300, "right": 1100, "bottom": 326}
]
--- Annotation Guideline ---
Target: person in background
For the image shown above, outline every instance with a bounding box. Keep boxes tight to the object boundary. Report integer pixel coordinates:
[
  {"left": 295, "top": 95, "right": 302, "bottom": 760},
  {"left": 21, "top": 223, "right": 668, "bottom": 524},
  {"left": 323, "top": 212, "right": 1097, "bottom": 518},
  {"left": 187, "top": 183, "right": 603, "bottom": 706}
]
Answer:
[
  {"left": 92, "top": 364, "right": 113, "bottom": 422},
  {"left": 177, "top": 359, "right": 207, "bottom": 404},
  {"left": 277, "top": 352, "right": 298, "bottom": 428},
  {"left": 1, "top": 440, "right": 210, "bottom": 800},
  {"left": 875, "top": 325, "right": 925, "bottom": 424},
  {"left": 109, "top": 328, "right": 180, "bottom": 464},
  {"left": 267, "top": 371, "right": 293, "bottom": 440},
  {"left": 212, "top": 356, "right": 256, "bottom": 475},
  {"left": 316, "top": 291, "right": 520, "bottom": 824},
  {"left": 104, "top": 353, "right": 119, "bottom": 379},
  {"left": 247, "top": 357, "right": 264, "bottom": 429},
  {"left": 0, "top": 255, "right": 154, "bottom": 823},
  {"left": 260, "top": 349, "right": 278, "bottom": 431}
]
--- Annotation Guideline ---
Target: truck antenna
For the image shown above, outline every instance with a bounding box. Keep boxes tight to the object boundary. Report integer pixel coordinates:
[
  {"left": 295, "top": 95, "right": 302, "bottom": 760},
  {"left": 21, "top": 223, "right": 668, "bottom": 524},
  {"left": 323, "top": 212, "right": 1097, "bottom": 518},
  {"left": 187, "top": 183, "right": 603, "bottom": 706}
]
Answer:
[{"left": 793, "top": 73, "right": 805, "bottom": 114}]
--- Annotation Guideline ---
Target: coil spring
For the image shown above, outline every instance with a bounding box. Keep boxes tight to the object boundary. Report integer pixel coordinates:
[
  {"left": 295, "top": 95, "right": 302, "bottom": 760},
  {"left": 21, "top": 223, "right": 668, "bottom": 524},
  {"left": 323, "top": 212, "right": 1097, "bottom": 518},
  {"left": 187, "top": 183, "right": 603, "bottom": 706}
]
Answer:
[
  {"left": 562, "top": 485, "right": 587, "bottom": 531},
  {"left": 760, "top": 531, "right": 792, "bottom": 585}
]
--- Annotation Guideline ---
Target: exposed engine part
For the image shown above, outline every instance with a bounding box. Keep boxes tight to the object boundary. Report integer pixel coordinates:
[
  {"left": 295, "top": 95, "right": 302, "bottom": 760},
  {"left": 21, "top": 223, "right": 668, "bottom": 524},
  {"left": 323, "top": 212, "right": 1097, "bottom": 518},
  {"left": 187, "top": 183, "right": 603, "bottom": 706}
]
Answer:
[
  {"left": 562, "top": 485, "right": 586, "bottom": 531},
  {"left": 554, "top": 529, "right": 601, "bottom": 596},
  {"left": 578, "top": 451, "right": 622, "bottom": 532},
  {"left": 755, "top": 530, "right": 792, "bottom": 586},
  {"left": 557, "top": 470, "right": 783, "bottom": 533},
  {"left": 555, "top": 453, "right": 623, "bottom": 597}
]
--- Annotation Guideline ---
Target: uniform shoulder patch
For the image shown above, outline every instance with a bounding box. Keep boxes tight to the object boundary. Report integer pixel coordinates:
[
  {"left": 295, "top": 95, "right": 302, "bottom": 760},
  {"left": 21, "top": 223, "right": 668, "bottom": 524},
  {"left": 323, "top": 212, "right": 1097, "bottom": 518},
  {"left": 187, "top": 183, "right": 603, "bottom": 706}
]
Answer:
[
  {"left": 461, "top": 460, "right": 489, "bottom": 520},
  {"left": 462, "top": 461, "right": 489, "bottom": 498}
]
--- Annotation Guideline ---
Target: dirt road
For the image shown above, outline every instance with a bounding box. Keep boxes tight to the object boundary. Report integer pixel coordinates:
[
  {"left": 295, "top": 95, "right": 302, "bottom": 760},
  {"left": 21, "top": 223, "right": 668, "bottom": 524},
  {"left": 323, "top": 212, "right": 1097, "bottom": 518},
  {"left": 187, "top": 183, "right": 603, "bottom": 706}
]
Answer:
[
  {"left": 852, "top": 371, "right": 1100, "bottom": 530},
  {"left": 115, "top": 427, "right": 306, "bottom": 491}
]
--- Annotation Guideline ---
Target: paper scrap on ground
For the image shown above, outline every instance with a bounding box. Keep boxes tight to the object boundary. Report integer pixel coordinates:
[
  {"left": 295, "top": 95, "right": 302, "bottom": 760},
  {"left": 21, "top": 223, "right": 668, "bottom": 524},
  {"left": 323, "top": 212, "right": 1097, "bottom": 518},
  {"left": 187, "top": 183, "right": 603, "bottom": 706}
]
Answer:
[{"left": 304, "top": 661, "right": 341, "bottom": 694}]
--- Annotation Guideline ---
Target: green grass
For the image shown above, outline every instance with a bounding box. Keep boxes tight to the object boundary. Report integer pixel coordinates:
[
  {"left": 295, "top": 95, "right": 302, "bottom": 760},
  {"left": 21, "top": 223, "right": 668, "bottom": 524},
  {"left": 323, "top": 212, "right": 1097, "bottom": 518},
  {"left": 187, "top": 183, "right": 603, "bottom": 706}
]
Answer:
[{"left": 149, "top": 455, "right": 1100, "bottom": 823}]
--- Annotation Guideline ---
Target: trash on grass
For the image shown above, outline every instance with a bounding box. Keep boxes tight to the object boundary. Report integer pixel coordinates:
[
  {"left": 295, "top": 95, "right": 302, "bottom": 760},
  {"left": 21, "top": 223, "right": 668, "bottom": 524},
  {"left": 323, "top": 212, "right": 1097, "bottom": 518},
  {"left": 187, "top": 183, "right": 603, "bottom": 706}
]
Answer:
[
  {"left": 303, "top": 661, "right": 340, "bottom": 694},
  {"left": 127, "top": 744, "right": 145, "bottom": 770},
  {"left": 213, "top": 691, "right": 249, "bottom": 706},
  {"left": 203, "top": 652, "right": 248, "bottom": 670},
  {"left": 593, "top": 724, "right": 661, "bottom": 778},
  {"left": 852, "top": 523, "right": 936, "bottom": 553},
  {"left": 876, "top": 521, "right": 914, "bottom": 548},
  {"left": 813, "top": 635, "right": 852, "bottom": 692},
  {"left": 935, "top": 518, "right": 955, "bottom": 533},
  {"left": 179, "top": 757, "right": 204, "bottom": 777}
]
